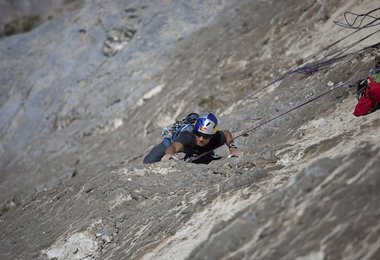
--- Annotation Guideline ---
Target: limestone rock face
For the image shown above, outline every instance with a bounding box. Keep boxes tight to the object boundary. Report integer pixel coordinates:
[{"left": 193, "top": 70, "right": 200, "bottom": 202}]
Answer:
[
  {"left": 1, "top": 0, "right": 380, "bottom": 259},
  {"left": 0, "top": 0, "right": 84, "bottom": 37}
]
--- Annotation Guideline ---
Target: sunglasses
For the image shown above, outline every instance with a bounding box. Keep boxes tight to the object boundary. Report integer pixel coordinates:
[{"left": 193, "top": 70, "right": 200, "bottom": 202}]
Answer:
[{"left": 194, "top": 132, "right": 212, "bottom": 139}]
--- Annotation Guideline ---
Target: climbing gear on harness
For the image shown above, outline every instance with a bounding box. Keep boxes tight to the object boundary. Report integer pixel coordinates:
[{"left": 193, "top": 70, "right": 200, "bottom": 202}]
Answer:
[
  {"left": 356, "top": 79, "right": 369, "bottom": 99},
  {"left": 227, "top": 143, "right": 238, "bottom": 149},
  {"left": 161, "top": 113, "right": 199, "bottom": 146},
  {"left": 194, "top": 113, "right": 218, "bottom": 135}
]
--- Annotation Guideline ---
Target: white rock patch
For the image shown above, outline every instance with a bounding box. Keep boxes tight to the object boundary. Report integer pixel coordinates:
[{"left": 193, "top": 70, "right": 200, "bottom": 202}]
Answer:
[{"left": 41, "top": 232, "right": 98, "bottom": 260}]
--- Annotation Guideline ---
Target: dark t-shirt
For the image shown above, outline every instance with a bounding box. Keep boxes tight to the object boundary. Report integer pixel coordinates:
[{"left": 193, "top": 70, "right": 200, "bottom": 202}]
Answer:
[{"left": 175, "top": 130, "right": 226, "bottom": 163}]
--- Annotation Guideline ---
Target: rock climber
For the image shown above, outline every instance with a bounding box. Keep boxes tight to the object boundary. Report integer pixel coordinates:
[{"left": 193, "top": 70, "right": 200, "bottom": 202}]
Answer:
[
  {"left": 353, "top": 62, "right": 380, "bottom": 117},
  {"left": 143, "top": 113, "right": 241, "bottom": 164}
]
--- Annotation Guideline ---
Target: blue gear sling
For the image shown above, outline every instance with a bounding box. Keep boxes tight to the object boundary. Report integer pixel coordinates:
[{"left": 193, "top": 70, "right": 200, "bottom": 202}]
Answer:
[{"left": 161, "top": 113, "right": 199, "bottom": 147}]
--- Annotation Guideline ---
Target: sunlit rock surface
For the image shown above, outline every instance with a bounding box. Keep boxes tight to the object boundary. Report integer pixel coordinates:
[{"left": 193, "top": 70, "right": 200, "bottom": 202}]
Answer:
[{"left": 1, "top": 0, "right": 380, "bottom": 259}]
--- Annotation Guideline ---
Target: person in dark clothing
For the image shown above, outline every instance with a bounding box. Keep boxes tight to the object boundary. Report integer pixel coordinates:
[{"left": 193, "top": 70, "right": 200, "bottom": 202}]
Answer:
[{"left": 143, "top": 113, "right": 241, "bottom": 164}]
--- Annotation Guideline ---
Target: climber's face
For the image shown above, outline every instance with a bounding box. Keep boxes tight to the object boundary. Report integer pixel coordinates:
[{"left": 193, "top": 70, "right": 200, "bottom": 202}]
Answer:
[{"left": 194, "top": 132, "right": 211, "bottom": 146}]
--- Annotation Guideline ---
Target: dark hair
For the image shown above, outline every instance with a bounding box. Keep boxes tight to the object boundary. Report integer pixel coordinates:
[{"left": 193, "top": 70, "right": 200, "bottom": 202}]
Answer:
[{"left": 375, "top": 62, "right": 380, "bottom": 72}]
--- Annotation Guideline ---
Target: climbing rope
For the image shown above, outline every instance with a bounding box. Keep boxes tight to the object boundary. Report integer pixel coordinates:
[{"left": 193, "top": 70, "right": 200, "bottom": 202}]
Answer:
[
  {"left": 333, "top": 7, "right": 380, "bottom": 29},
  {"left": 233, "top": 80, "right": 354, "bottom": 140},
  {"left": 187, "top": 77, "right": 356, "bottom": 162},
  {"left": 244, "top": 6, "right": 380, "bottom": 101},
  {"left": 298, "top": 6, "right": 380, "bottom": 70},
  {"left": 186, "top": 7, "right": 380, "bottom": 163}
]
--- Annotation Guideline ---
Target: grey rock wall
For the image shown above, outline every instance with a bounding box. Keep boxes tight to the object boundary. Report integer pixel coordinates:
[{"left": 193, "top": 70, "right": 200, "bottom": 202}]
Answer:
[
  {"left": 0, "top": 0, "right": 84, "bottom": 37},
  {"left": 1, "top": 0, "right": 380, "bottom": 259},
  {"left": 0, "top": 0, "right": 232, "bottom": 204}
]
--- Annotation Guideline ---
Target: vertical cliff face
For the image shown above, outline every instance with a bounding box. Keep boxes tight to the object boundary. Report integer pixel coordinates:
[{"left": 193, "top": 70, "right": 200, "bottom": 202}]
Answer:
[
  {"left": 1, "top": 0, "right": 380, "bottom": 259},
  {"left": 0, "top": 0, "right": 233, "bottom": 204}
]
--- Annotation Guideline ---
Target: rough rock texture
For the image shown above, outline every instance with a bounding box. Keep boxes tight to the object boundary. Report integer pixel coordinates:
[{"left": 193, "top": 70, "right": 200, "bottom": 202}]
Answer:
[
  {"left": 0, "top": 0, "right": 84, "bottom": 37},
  {"left": 1, "top": 0, "right": 380, "bottom": 259}
]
